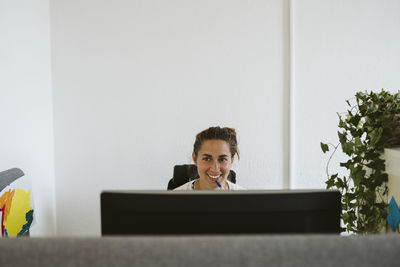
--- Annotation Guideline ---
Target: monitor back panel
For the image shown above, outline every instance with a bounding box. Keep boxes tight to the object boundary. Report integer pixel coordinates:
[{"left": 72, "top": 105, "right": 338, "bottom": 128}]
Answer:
[{"left": 100, "top": 190, "right": 341, "bottom": 235}]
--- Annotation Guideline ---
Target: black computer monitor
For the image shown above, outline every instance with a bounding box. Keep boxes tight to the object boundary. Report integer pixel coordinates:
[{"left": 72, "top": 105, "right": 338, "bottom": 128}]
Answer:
[{"left": 100, "top": 190, "right": 341, "bottom": 235}]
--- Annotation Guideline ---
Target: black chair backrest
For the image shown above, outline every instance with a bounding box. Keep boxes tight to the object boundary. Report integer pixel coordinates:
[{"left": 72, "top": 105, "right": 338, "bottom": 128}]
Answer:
[{"left": 167, "top": 164, "right": 236, "bottom": 190}]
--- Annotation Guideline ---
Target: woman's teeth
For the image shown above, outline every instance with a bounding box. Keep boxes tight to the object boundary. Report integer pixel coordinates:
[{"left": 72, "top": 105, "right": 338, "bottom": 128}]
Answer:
[{"left": 208, "top": 174, "right": 221, "bottom": 179}]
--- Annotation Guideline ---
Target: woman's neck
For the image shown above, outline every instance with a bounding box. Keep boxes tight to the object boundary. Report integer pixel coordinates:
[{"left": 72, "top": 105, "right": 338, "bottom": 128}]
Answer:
[{"left": 196, "top": 179, "right": 228, "bottom": 190}]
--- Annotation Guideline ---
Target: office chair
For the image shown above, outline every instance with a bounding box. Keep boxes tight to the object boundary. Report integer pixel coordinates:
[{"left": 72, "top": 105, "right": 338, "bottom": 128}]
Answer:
[{"left": 167, "top": 164, "right": 236, "bottom": 190}]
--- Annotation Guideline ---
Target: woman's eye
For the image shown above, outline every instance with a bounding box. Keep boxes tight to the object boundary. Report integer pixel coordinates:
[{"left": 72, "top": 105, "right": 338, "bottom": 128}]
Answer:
[
  {"left": 219, "top": 158, "right": 227, "bottom": 162},
  {"left": 202, "top": 157, "right": 211, "bottom": 161}
]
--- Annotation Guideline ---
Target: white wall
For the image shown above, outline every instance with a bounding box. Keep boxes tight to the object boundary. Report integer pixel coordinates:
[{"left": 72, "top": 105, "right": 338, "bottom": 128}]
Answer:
[
  {"left": 51, "top": 0, "right": 289, "bottom": 236},
  {"left": 292, "top": 0, "right": 400, "bottom": 188},
  {"left": 0, "top": 0, "right": 56, "bottom": 236},
  {"left": 3, "top": 0, "right": 398, "bottom": 237}
]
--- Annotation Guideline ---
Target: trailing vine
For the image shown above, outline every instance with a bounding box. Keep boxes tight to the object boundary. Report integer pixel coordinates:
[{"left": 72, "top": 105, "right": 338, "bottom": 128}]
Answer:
[{"left": 321, "top": 89, "right": 400, "bottom": 233}]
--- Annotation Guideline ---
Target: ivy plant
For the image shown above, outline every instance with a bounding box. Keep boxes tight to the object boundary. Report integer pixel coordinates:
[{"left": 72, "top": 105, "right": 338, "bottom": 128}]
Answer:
[{"left": 321, "top": 89, "right": 400, "bottom": 233}]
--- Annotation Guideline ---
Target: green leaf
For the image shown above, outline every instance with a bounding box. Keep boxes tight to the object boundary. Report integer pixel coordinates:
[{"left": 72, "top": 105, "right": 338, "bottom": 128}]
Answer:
[
  {"left": 335, "top": 177, "right": 344, "bottom": 188},
  {"left": 368, "top": 128, "right": 383, "bottom": 146},
  {"left": 325, "top": 173, "right": 338, "bottom": 189},
  {"left": 355, "top": 136, "right": 362, "bottom": 148},
  {"left": 341, "top": 142, "right": 354, "bottom": 156},
  {"left": 338, "top": 131, "right": 347, "bottom": 144},
  {"left": 320, "top": 142, "right": 329, "bottom": 153}
]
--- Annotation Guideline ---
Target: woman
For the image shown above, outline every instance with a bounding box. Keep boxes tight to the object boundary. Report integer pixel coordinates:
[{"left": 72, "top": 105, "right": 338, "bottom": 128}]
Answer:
[{"left": 174, "top": 126, "right": 245, "bottom": 190}]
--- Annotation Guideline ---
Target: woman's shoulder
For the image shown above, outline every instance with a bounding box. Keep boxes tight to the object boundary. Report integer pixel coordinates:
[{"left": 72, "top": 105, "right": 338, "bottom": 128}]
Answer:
[
  {"left": 227, "top": 180, "right": 246, "bottom": 190},
  {"left": 173, "top": 180, "right": 195, "bottom": 190}
]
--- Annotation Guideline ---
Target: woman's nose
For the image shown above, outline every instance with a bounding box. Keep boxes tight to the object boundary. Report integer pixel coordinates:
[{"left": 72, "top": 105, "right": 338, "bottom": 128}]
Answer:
[{"left": 210, "top": 160, "right": 220, "bottom": 171}]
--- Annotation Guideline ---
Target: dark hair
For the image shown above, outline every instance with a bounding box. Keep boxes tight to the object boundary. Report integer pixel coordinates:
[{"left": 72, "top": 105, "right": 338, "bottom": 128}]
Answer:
[{"left": 193, "top": 126, "right": 239, "bottom": 160}]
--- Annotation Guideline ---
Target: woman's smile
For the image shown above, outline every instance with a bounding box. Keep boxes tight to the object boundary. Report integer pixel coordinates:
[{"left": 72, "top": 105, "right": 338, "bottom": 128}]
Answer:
[
  {"left": 207, "top": 173, "right": 222, "bottom": 182},
  {"left": 207, "top": 173, "right": 221, "bottom": 179}
]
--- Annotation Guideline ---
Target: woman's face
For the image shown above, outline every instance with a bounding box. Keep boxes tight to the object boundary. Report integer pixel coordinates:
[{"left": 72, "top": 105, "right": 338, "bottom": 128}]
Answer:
[{"left": 193, "top": 139, "right": 234, "bottom": 189}]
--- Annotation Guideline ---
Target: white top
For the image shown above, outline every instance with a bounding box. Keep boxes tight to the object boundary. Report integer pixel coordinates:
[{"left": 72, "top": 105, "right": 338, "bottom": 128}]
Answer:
[{"left": 174, "top": 179, "right": 246, "bottom": 190}]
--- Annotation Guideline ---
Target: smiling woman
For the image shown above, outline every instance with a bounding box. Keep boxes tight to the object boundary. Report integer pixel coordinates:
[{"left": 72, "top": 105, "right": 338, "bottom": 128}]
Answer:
[{"left": 174, "top": 127, "right": 245, "bottom": 190}]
